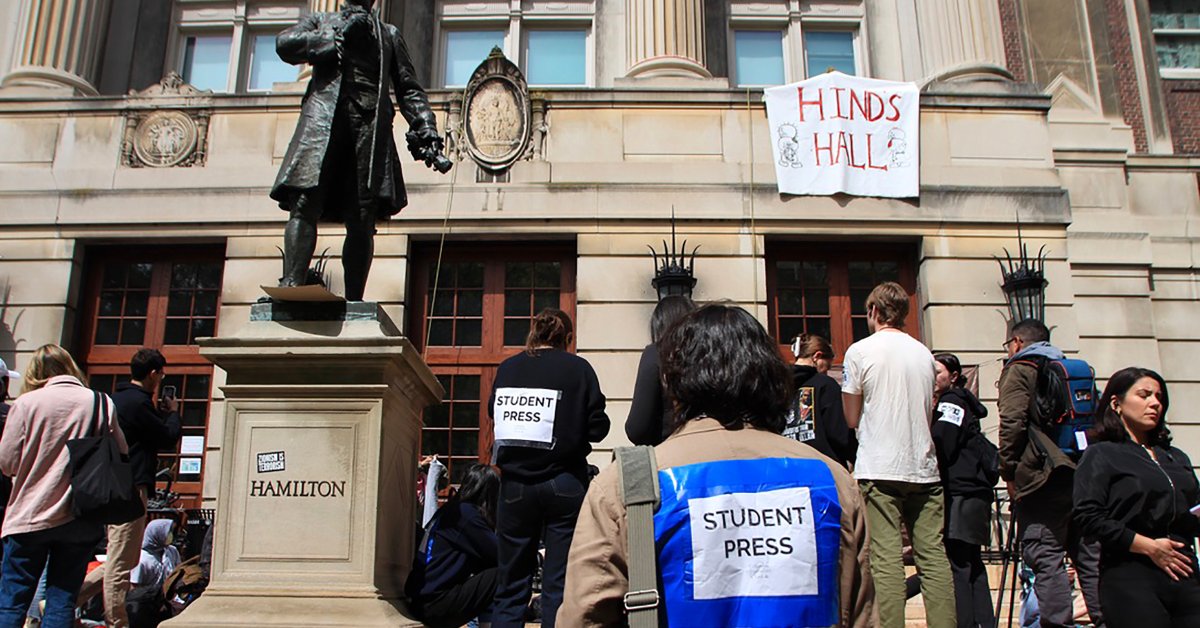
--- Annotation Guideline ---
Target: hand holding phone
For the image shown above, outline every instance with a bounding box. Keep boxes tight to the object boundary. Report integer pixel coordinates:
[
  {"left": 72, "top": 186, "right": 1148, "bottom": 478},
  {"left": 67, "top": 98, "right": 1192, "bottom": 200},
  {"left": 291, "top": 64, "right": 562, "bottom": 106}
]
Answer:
[{"left": 159, "top": 385, "right": 179, "bottom": 414}]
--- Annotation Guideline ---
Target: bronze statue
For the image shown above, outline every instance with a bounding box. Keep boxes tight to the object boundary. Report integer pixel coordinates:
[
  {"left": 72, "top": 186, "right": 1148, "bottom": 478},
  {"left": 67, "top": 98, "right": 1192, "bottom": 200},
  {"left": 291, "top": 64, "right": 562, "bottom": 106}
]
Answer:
[{"left": 270, "top": 0, "right": 451, "bottom": 302}]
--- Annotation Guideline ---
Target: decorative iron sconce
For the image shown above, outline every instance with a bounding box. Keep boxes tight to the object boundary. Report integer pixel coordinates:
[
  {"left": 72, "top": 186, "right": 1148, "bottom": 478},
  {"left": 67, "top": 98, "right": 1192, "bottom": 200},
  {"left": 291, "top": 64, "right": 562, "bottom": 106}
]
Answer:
[
  {"left": 648, "top": 209, "right": 699, "bottom": 300},
  {"left": 996, "top": 228, "right": 1048, "bottom": 323}
]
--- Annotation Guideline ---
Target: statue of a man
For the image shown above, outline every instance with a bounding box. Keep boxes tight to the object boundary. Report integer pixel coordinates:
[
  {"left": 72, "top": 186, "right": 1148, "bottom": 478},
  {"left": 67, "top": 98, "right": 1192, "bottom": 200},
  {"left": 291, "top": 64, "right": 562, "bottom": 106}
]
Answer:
[{"left": 270, "top": 0, "right": 450, "bottom": 301}]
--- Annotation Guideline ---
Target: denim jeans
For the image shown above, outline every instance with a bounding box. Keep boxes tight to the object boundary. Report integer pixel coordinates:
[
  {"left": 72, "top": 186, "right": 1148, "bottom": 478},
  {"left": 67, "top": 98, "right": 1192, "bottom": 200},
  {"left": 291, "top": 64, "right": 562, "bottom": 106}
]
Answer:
[
  {"left": 0, "top": 519, "right": 100, "bottom": 628},
  {"left": 493, "top": 470, "right": 587, "bottom": 628}
]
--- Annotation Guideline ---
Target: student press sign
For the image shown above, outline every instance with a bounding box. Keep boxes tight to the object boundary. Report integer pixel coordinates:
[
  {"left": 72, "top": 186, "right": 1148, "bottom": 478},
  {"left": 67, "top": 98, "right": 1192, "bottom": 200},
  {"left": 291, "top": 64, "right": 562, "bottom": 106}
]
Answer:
[{"left": 764, "top": 71, "right": 920, "bottom": 198}]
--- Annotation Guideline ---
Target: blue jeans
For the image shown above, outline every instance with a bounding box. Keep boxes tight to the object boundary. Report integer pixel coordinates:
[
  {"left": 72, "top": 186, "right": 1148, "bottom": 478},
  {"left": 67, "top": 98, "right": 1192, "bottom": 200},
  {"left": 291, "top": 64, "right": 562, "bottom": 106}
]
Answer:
[
  {"left": 493, "top": 470, "right": 587, "bottom": 628},
  {"left": 0, "top": 519, "right": 100, "bottom": 628}
]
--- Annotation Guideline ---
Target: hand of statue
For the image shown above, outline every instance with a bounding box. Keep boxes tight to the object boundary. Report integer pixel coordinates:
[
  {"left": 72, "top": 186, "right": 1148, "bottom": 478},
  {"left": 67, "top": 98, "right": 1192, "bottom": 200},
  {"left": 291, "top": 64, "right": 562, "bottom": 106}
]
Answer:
[
  {"left": 341, "top": 10, "right": 371, "bottom": 39},
  {"left": 406, "top": 126, "right": 453, "bottom": 173}
]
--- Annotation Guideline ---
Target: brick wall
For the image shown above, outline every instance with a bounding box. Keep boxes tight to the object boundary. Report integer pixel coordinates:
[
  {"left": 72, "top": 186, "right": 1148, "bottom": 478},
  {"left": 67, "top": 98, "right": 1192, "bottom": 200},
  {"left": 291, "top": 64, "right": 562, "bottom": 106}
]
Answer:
[
  {"left": 1105, "top": 0, "right": 1150, "bottom": 153},
  {"left": 1163, "top": 80, "right": 1200, "bottom": 155},
  {"left": 998, "top": 0, "right": 1028, "bottom": 82}
]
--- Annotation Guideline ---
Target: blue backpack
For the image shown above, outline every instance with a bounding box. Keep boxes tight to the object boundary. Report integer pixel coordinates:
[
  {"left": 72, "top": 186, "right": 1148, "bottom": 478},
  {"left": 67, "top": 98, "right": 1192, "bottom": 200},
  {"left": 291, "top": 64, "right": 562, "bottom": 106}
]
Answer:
[{"left": 1021, "top": 356, "right": 1097, "bottom": 456}]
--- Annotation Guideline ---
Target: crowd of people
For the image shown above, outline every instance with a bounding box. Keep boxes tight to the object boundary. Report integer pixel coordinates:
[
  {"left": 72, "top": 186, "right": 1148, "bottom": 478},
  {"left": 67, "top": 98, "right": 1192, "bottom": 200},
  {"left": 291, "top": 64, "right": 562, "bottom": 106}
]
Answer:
[
  {"left": 413, "top": 281, "right": 1200, "bottom": 628},
  {"left": 0, "top": 346, "right": 182, "bottom": 628}
]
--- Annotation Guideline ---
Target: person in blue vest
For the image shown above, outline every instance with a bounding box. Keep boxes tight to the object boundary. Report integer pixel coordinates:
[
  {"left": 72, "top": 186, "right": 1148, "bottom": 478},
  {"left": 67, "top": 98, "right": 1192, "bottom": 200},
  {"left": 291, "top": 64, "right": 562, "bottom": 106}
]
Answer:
[{"left": 559, "top": 304, "right": 876, "bottom": 627}]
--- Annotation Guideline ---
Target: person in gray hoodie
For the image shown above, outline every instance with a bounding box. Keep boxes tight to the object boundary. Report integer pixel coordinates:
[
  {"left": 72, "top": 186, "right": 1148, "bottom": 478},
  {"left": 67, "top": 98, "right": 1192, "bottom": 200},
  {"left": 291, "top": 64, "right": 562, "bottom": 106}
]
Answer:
[{"left": 998, "top": 320, "right": 1104, "bottom": 628}]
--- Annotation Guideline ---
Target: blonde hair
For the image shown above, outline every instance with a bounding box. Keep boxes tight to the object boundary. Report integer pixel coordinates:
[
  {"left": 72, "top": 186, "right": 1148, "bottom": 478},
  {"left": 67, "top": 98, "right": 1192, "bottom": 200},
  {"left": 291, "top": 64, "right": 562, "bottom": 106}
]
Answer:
[
  {"left": 864, "top": 282, "right": 910, "bottom": 328},
  {"left": 21, "top": 344, "right": 87, "bottom": 395}
]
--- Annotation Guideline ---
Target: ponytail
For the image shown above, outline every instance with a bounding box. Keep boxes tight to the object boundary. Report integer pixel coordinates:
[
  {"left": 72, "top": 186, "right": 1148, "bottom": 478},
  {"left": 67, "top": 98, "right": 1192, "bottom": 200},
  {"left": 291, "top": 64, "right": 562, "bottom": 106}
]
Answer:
[{"left": 525, "top": 308, "right": 573, "bottom": 354}]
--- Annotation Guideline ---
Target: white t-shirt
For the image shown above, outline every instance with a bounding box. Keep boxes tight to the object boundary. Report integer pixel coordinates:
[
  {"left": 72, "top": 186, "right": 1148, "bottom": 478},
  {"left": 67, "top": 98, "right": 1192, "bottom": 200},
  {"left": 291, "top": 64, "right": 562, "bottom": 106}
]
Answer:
[{"left": 841, "top": 329, "right": 939, "bottom": 484}]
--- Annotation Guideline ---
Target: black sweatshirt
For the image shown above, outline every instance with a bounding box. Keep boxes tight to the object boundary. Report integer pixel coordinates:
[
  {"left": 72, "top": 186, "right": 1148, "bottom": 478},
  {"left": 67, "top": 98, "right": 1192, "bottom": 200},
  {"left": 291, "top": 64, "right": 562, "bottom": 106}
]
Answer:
[
  {"left": 782, "top": 365, "right": 856, "bottom": 468},
  {"left": 625, "top": 344, "right": 670, "bottom": 446},
  {"left": 112, "top": 383, "right": 182, "bottom": 490},
  {"left": 1074, "top": 441, "right": 1200, "bottom": 565},
  {"left": 406, "top": 502, "right": 498, "bottom": 598},
  {"left": 932, "top": 387, "right": 995, "bottom": 496},
  {"left": 489, "top": 348, "right": 609, "bottom": 482}
]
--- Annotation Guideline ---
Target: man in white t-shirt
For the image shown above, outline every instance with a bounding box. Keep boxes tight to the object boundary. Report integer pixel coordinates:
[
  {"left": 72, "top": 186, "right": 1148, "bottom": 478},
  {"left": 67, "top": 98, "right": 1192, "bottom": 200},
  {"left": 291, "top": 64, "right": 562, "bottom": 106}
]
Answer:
[{"left": 841, "top": 281, "right": 955, "bottom": 628}]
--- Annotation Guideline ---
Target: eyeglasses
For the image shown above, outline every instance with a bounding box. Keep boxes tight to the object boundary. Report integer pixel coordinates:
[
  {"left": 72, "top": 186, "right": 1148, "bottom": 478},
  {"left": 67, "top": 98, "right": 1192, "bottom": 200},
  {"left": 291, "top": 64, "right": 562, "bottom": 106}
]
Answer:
[{"left": 1002, "top": 337, "right": 1018, "bottom": 350}]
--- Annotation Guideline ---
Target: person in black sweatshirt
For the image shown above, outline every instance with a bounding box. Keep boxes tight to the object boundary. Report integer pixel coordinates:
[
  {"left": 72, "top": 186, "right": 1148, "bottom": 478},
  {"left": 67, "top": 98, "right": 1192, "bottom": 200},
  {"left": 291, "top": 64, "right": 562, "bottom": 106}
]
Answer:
[
  {"left": 1074, "top": 367, "right": 1200, "bottom": 628},
  {"left": 406, "top": 463, "right": 500, "bottom": 628},
  {"left": 932, "top": 353, "right": 997, "bottom": 628},
  {"left": 782, "top": 334, "right": 856, "bottom": 467},
  {"left": 625, "top": 295, "right": 694, "bottom": 446},
  {"left": 488, "top": 308, "right": 609, "bottom": 628}
]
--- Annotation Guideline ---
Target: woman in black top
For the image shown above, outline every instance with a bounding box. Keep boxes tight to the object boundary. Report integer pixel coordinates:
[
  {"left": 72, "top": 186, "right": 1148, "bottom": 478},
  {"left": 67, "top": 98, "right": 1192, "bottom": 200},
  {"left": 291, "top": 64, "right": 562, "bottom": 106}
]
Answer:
[
  {"left": 783, "top": 334, "right": 856, "bottom": 467},
  {"left": 932, "top": 353, "right": 996, "bottom": 628},
  {"left": 1074, "top": 367, "right": 1200, "bottom": 628},
  {"left": 406, "top": 464, "right": 501, "bottom": 628},
  {"left": 625, "top": 296, "right": 694, "bottom": 446},
  {"left": 488, "top": 308, "right": 609, "bottom": 628}
]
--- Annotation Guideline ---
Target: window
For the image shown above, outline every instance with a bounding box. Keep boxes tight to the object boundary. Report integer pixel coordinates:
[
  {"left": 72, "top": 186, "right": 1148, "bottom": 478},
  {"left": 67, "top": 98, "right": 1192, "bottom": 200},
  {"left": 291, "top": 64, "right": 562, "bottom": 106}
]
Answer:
[
  {"left": 728, "top": 0, "right": 863, "bottom": 84},
  {"left": 438, "top": 0, "right": 593, "bottom": 87},
  {"left": 767, "top": 243, "right": 918, "bottom": 361},
  {"left": 172, "top": 2, "right": 303, "bottom": 93},
  {"left": 733, "top": 30, "right": 786, "bottom": 86},
  {"left": 409, "top": 244, "right": 576, "bottom": 484},
  {"left": 1151, "top": 1, "right": 1200, "bottom": 78},
  {"left": 78, "top": 246, "right": 226, "bottom": 509},
  {"left": 804, "top": 31, "right": 857, "bottom": 76}
]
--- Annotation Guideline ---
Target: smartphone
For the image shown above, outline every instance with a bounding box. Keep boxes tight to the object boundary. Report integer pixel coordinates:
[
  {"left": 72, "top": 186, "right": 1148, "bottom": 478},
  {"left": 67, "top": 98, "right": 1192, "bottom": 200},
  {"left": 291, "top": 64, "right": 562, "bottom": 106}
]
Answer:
[
  {"left": 1190, "top": 503, "right": 1200, "bottom": 519},
  {"left": 161, "top": 385, "right": 177, "bottom": 400}
]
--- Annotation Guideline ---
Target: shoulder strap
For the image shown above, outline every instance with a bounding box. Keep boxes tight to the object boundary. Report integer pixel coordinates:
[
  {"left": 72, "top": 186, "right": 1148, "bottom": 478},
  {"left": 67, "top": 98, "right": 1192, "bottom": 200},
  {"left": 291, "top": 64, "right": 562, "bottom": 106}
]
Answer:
[
  {"left": 615, "top": 445, "right": 661, "bottom": 628},
  {"left": 91, "top": 391, "right": 105, "bottom": 437}
]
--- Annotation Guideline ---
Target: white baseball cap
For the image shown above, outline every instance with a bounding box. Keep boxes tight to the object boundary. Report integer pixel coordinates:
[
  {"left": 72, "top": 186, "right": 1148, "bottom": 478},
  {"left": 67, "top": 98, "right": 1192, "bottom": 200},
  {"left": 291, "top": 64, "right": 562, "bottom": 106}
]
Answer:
[{"left": 0, "top": 357, "right": 19, "bottom": 380}]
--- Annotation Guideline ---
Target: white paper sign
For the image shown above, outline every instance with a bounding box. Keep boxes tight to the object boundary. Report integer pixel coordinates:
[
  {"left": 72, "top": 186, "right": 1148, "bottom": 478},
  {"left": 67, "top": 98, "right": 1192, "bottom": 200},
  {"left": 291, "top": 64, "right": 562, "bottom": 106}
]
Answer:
[
  {"left": 688, "top": 486, "right": 818, "bottom": 600},
  {"left": 937, "top": 402, "right": 965, "bottom": 427},
  {"left": 180, "top": 436, "right": 205, "bottom": 455},
  {"left": 764, "top": 72, "right": 920, "bottom": 198},
  {"left": 180, "top": 458, "right": 202, "bottom": 474},
  {"left": 492, "top": 387, "right": 559, "bottom": 446}
]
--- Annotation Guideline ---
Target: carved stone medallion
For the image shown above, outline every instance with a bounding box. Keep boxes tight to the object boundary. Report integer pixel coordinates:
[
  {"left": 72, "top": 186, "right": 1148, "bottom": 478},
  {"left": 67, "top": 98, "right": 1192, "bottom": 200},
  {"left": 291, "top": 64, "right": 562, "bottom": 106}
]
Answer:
[
  {"left": 132, "top": 110, "right": 199, "bottom": 168},
  {"left": 463, "top": 48, "right": 531, "bottom": 172}
]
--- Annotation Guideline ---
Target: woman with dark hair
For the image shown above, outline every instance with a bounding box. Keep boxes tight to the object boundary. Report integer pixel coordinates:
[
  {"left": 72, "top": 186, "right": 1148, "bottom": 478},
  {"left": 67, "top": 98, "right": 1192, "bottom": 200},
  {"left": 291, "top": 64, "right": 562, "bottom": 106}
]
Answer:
[
  {"left": 784, "top": 333, "right": 857, "bottom": 467},
  {"left": 560, "top": 304, "right": 876, "bottom": 627},
  {"left": 488, "top": 308, "right": 609, "bottom": 628},
  {"left": 931, "top": 353, "right": 996, "bottom": 628},
  {"left": 406, "top": 463, "right": 501, "bottom": 628},
  {"left": 625, "top": 296, "right": 696, "bottom": 445},
  {"left": 1073, "top": 367, "right": 1200, "bottom": 627},
  {"left": 0, "top": 344, "right": 128, "bottom": 628}
]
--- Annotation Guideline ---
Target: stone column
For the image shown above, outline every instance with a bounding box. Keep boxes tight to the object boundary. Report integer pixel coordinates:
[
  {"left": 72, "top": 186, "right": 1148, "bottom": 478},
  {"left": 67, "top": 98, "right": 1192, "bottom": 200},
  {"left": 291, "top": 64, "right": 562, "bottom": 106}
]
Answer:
[
  {"left": 625, "top": 0, "right": 710, "bottom": 78},
  {"left": 914, "top": 0, "right": 1006, "bottom": 79},
  {"left": 2, "top": 0, "right": 112, "bottom": 95}
]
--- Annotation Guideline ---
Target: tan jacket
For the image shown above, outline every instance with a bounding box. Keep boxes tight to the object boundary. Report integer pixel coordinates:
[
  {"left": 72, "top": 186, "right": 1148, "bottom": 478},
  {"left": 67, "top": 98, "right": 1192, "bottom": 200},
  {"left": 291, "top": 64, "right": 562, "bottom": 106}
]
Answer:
[
  {"left": 997, "top": 361, "right": 1074, "bottom": 498},
  {"left": 0, "top": 375, "right": 127, "bottom": 536},
  {"left": 558, "top": 418, "right": 876, "bottom": 627}
]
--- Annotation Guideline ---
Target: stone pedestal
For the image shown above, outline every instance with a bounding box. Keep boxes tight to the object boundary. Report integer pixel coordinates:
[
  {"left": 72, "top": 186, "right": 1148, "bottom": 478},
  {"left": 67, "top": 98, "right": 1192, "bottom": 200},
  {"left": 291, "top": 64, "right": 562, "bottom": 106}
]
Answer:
[{"left": 165, "top": 302, "right": 442, "bottom": 627}]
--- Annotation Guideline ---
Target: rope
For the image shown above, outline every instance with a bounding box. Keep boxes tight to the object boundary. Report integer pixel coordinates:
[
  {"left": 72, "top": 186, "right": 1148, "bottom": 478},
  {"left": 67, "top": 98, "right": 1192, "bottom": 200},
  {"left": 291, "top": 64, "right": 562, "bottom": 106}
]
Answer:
[
  {"left": 424, "top": 105, "right": 463, "bottom": 355},
  {"left": 747, "top": 87, "right": 761, "bottom": 310}
]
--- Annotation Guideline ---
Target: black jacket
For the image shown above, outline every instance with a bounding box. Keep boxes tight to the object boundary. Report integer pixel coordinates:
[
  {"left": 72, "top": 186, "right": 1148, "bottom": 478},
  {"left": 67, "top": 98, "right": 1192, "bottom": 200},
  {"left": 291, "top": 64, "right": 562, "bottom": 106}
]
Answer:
[
  {"left": 932, "top": 387, "right": 995, "bottom": 496},
  {"left": 489, "top": 349, "right": 609, "bottom": 482},
  {"left": 406, "top": 502, "right": 498, "bottom": 598},
  {"left": 625, "top": 344, "right": 670, "bottom": 446},
  {"left": 112, "top": 383, "right": 182, "bottom": 490},
  {"left": 782, "top": 365, "right": 856, "bottom": 468},
  {"left": 1074, "top": 441, "right": 1200, "bottom": 566},
  {"left": 0, "top": 401, "right": 9, "bottom": 509}
]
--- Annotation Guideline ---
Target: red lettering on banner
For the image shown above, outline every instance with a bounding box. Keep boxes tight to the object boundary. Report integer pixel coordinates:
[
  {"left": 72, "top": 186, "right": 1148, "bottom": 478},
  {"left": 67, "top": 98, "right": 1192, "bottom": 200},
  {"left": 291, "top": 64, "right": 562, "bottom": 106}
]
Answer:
[
  {"left": 830, "top": 87, "right": 848, "bottom": 119},
  {"left": 813, "top": 133, "right": 835, "bottom": 165},
  {"left": 798, "top": 87, "right": 825, "bottom": 122},
  {"left": 835, "top": 132, "right": 852, "bottom": 167},
  {"left": 886, "top": 94, "right": 903, "bottom": 122},
  {"left": 866, "top": 133, "right": 888, "bottom": 171}
]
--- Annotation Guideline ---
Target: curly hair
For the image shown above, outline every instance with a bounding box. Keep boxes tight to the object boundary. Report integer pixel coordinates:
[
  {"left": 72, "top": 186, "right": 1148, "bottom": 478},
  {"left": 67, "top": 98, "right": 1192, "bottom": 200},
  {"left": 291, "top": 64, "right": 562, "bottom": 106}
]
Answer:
[
  {"left": 525, "top": 308, "right": 573, "bottom": 354},
  {"left": 1089, "top": 366, "right": 1172, "bottom": 448},
  {"left": 659, "top": 304, "right": 793, "bottom": 434}
]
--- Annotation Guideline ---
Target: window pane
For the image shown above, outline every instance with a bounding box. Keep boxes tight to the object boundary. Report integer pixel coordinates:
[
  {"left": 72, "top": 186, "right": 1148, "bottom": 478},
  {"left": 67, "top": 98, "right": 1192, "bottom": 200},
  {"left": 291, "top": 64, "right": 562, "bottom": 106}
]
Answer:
[
  {"left": 458, "top": 290, "right": 483, "bottom": 316},
  {"left": 734, "top": 30, "right": 785, "bottom": 86},
  {"left": 805, "top": 31, "right": 856, "bottom": 76},
  {"left": 1151, "top": 1, "right": 1200, "bottom": 29},
  {"left": 806, "top": 318, "right": 831, "bottom": 341},
  {"left": 445, "top": 30, "right": 505, "bottom": 86},
  {"left": 505, "top": 319, "right": 529, "bottom": 346},
  {"left": 182, "top": 34, "right": 232, "bottom": 92},
  {"left": 526, "top": 30, "right": 586, "bottom": 85},
  {"left": 456, "top": 319, "right": 482, "bottom": 346},
  {"left": 1156, "top": 35, "right": 1200, "bottom": 68},
  {"left": 249, "top": 33, "right": 296, "bottom": 90}
]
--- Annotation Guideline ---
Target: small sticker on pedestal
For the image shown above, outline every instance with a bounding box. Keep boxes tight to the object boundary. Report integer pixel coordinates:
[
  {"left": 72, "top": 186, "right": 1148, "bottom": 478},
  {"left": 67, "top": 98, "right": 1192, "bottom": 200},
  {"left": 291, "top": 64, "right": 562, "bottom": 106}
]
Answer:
[{"left": 257, "top": 451, "right": 286, "bottom": 473}]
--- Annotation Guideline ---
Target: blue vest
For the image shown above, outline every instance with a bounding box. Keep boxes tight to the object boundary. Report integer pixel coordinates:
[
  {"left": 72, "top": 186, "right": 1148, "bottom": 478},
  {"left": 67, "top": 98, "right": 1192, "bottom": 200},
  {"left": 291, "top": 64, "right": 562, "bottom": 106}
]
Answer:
[{"left": 654, "top": 457, "right": 842, "bottom": 627}]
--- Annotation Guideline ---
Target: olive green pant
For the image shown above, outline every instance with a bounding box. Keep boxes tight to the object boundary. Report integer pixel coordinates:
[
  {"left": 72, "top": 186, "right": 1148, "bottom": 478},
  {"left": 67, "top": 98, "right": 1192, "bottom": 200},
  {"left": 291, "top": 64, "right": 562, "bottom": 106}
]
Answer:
[{"left": 860, "top": 480, "right": 957, "bottom": 628}]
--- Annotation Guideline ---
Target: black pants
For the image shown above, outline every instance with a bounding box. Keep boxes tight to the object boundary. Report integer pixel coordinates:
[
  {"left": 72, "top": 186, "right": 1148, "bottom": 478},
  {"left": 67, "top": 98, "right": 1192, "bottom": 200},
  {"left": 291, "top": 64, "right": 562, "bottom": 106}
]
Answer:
[
  {"left": 947, "top": 539, "right": 995, "bottom": 628},
  {"left": 410, "top": 567, "right": 499, "bottom": 628},
  {"left": 1100, "top": 559, "right": 1200, "bottom": 628},
  {"left": 493, "top": 471, "right": 586, "bottom": 628}
]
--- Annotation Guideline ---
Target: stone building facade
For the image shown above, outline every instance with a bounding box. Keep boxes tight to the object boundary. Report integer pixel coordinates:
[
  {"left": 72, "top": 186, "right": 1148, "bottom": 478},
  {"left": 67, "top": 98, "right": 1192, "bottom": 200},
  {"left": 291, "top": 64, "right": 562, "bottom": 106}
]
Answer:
[{"left": 0, "top": 0, "right": 1197, "bottom": 508}]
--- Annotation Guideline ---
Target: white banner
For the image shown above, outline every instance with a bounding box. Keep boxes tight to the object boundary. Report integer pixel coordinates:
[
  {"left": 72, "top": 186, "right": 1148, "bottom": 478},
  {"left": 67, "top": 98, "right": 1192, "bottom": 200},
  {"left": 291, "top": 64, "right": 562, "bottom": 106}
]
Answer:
[{"left": 764, "top": 72, "right": 920, "bottom": 198}]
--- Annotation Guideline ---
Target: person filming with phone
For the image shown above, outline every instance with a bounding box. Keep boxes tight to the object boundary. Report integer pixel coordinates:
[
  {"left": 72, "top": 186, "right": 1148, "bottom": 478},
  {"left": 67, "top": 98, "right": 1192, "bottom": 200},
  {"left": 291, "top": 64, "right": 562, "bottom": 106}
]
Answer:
[{"left": 80, "top": 348, "right": 181, "bottom": 628}]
